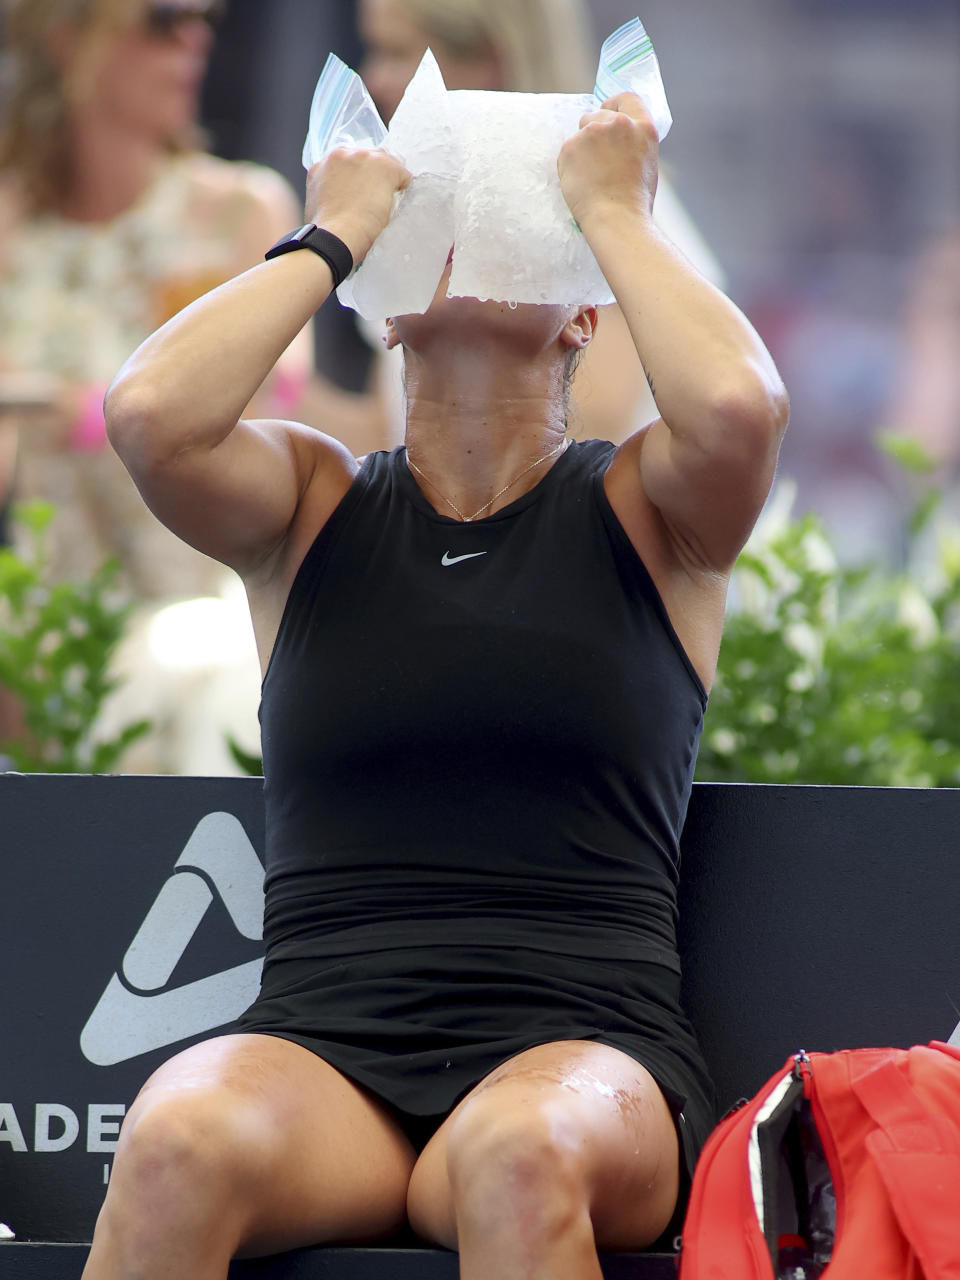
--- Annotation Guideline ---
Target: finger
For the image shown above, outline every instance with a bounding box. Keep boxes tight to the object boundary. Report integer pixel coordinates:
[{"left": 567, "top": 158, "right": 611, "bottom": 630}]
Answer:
[
  {"left": 577, "top": 107, "right": 619, "bottom": 130},
  {"left": 373, "top": 148, "right": 412, "bottom": 189},
  {"left": 598, "top": 91, "right": 648, "bottom": 118}
]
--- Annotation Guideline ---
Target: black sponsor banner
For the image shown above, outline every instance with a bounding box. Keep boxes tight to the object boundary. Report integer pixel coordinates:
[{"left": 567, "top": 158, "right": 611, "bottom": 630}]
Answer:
[
  {"left": 2, "top": 777, "right": 959, "bottom": 1243},
  {"left": 1, "top": 775, "right": 266, "bottom": 1242},
  {"left": 680, "top": 782, "right": 960, "bottom": 1106}
]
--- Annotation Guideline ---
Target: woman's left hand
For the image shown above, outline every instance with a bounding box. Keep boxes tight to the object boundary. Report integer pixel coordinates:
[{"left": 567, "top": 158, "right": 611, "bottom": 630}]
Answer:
[{"left": 558, "top": 92, "right": 659, "bottom": 232}]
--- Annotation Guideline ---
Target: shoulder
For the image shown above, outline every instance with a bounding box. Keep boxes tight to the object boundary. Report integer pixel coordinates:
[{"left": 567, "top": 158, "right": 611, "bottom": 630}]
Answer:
[
  {"left": 271, "top": 418, "right": 362, "bottom": 532},
  {"left": 176, "top": 152, "right": 301, "bottom": 233},
  {"left": 170, "top": 152, "right": 302, "bottom": 274},
  {"left": 565, "top": 437, "right": 617, "bottom": 476},
  {"left": 182, "top": 152, "right": 297, "bottom": 203},
  {"left": 602, "top": 426, "right": 731, "bottom": 692},
  {"left": 245, "top": 420, "right": 363, "bottom": 601},
  {"left": 601, "top": 427, "right": 673, "bottom": 558},
  {"left": 603, "top": 424, "right": 721, "bottom": 578},
  {"left": 252, "top": 415, "right": 357, "bottom": 483}
]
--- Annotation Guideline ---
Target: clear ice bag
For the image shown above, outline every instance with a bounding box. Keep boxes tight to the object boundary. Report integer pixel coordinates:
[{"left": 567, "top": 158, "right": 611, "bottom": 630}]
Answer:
[{"left": 300, "top": 16, "right": 673, "bottom": 320}]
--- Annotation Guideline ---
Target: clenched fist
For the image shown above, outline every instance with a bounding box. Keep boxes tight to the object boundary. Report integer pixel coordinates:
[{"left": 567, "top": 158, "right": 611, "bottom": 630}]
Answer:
[
  {"left": 304, "top": 147, "right": 411, "bottom": 268},
  {"left": 558, "top": 92, "right": 659, "bottom": 232}
]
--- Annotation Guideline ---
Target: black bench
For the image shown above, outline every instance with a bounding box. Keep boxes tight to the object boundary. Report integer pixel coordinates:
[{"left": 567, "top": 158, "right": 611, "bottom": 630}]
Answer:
[{"left": 2, "top": 775, "right": 958, "bottom": 1277}]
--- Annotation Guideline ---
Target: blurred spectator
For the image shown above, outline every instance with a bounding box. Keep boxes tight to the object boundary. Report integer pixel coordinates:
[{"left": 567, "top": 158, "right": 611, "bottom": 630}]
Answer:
[
  {"left": 885, "top": 228, "right": 960, "bottom": 475},
  {"left": 0, "top": 0, "right": 310, "bottom": 594},
  {"left": 0, "top": 0, "right": 309, "bottom": 771},
  {"left": 297, "top": 0, "right": 725, "bottom": 453},
  {"left": 747, "top": 118, "right": 913, "bottom": 561}
]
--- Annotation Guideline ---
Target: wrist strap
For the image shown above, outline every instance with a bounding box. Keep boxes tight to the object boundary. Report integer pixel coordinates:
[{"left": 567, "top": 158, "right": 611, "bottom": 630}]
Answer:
[{"left": 264, "top": 225, "right": 354, "bottom": 288}]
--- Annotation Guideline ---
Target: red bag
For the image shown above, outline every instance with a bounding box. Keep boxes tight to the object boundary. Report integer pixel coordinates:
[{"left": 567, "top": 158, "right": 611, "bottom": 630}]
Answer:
[{"left": 678, "top": 1042, "right": 960, "bottom": 1280}]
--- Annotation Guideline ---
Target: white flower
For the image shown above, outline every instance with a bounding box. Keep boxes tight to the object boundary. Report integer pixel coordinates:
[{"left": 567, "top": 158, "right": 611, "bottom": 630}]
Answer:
[
  {"left": 784, "top": 621, "right": 823, "bottom": 664},
  {"left": 799, "top": 529, "right": 837, "bottom": 574},
  {"left": 896, "top": 584, "right": 939, "bottom": 648},
  {"left": 731, "top": 558, "right": 801, "bottom": 624},
  {"left": 709, "top": 728, "right": 739, "bottom": 755},
  {"left": 762, "top": 749, "right": 800, "bottom": 775},
  {"left": 751, "top": 702, "right": 778, "bottom": 725},
  {"left": 744, "top": 479, "right": 798, "bottom": 552},
  {"left": 900, "top": 689, "right": 923, "bottom": 713},
  {"left": 787, "top": 667, "right": 816, "bottom": 692}
]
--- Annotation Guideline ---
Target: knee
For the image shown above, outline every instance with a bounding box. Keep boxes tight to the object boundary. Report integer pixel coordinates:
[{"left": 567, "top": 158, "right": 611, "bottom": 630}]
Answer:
[
  {"left": 106, "top": 1086, "right": 271, "bottom": 1230},
  {"left": 445, "top": 1093, "right": 589, "bottom": 1235}
]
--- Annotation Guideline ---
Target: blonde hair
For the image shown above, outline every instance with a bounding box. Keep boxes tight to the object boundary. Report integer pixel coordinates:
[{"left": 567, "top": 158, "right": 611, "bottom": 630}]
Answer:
[
  {"left": 400, "top": 0, "right": 597, "bottom": 94},
  {"left": 0, "top": 0, "right": 196, "bottom": 212}
]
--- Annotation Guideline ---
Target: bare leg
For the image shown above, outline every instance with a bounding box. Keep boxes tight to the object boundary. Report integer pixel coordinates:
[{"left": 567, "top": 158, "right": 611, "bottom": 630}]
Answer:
[
  {"left": 82, "top": 1033, "right": 417, "bottom": 1280},
  {"left": 406, "top": 1041, "right": 680, "bottom": 1280}
]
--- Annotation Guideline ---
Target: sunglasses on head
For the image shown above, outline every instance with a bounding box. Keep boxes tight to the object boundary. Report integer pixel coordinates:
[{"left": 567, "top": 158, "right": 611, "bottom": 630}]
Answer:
[{"left": 143, "top": 0, "right": 226, "bottom": 39}]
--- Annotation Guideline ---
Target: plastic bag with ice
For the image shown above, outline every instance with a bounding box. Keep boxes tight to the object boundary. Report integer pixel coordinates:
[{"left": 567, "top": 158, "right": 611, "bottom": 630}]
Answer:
[
  {"left": 448, "top": 90, "right": 609, "bottom": 306},
  {"left": 337, "top": 49, "right": 459, "bottom": 321},
  {"left": 300, "top": 15, "right": 673, "bottom": 320}
]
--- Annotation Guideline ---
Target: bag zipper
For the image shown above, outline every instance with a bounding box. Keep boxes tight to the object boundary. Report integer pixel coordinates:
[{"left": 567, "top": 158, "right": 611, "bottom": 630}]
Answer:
[{"left": 792, "top": 1050, "right": 845, "bottom": 1268}]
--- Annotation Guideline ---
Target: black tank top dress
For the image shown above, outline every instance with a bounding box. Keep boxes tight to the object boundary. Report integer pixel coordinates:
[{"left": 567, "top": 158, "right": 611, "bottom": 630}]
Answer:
[{"left": 234, "top": 439, "right": 716, "bottom": 1187}]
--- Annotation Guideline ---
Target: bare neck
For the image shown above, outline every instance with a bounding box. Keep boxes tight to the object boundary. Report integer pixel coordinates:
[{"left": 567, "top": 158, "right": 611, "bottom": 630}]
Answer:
[
  {"left": 402, "top": 345, "right": 569, "bottom": 519},
  {"left": 61, "top": 113, "right": 166, "bottom": 224}
]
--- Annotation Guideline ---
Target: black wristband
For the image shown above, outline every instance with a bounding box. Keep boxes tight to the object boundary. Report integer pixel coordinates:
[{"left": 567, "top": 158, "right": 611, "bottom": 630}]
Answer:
[{"left": 264, "top": 224, "right": 354, "bottom": 288}]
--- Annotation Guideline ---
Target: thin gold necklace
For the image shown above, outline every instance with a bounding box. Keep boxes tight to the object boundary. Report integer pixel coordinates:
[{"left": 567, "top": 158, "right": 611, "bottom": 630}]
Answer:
[{"left": 406, "top": 437, "right": 569, "bottom": 522}]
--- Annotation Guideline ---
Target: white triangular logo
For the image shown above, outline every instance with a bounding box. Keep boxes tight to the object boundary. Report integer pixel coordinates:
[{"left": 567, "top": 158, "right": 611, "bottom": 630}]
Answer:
[
  {"left": 80, "top": 812, "right": 265, "bottom": 1067},
  {"left": 949, "top": 1019, "right": 960, "bottom": 1049}
]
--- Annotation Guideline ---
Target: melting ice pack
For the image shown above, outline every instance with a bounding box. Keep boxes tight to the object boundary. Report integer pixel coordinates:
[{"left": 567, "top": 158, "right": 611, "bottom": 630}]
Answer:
[{"left": 301, "top": 17, "right": 672, "bottom": 323}]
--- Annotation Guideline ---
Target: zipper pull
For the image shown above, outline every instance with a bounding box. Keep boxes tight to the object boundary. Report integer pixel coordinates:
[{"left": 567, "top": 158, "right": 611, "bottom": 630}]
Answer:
[{"left": 792, "top": 1049, "right": 812, "bottom": 1087}]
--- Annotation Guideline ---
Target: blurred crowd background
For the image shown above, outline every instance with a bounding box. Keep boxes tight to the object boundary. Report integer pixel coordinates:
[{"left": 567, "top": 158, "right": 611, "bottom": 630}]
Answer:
[{"left": 0, "top": 0, "right": 957, "bottom": 775}]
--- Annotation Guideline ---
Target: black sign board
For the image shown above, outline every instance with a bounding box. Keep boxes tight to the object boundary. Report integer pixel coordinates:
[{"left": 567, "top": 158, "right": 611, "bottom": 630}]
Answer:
[{"left": 2, "top": 775, "right": 265, "bottom": 1242}]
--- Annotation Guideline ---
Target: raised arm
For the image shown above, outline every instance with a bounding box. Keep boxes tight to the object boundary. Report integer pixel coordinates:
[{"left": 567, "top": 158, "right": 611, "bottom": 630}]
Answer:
[
  {"left": 558, "top": 94, "right": 789, "bottom": 574},
  {"left": 105, "top": 147, "right": 409, "bottom": 575}
]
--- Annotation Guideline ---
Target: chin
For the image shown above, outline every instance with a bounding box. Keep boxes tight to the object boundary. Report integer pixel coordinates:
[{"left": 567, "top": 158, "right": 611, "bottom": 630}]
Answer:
[
  {"left": 152, "top": 84, "right": 202, "bottom": 139},
  {"left": 396, "top": 290, "right": 506, "bottom": 330},
  {"left": 394, "top": 299, "right": 563, "bottom": 367},
  {"left": 390, "top": 257, "right": 569, "bottom": 352}
]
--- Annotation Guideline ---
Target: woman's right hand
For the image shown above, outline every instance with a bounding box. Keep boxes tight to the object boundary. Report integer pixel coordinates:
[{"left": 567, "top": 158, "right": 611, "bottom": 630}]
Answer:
[
  {"left": 558, "top": 93, "right": 659, "bottom": 234},
  {"left": 304, "top": 148, "right": 411, "bottom": 268}
]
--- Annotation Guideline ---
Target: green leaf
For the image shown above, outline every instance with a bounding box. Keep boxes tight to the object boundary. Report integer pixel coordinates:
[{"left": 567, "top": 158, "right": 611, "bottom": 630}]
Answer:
[
  {"left": 908, "top": 488, "right": 943, "bottom": 537},
  {"left": 226, "top": 735, "right": 263, "bottom": 777},
  {"left": 10, "top": 499, "right": 56, "bottom": 534},
  {"left": 0, "top": 502, "right": 154, "bottom": 773},
  {"left": 875, "top": 430, "right": 938, "bottom": 475},
  {"left": 696, "top": 447, "right": 960, "bottom": 788}
]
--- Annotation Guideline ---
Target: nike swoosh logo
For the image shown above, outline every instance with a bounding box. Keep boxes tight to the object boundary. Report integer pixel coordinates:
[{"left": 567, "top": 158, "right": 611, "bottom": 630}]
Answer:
[{"left": 441, "top": 551, "right": 487, "bottom": 566}]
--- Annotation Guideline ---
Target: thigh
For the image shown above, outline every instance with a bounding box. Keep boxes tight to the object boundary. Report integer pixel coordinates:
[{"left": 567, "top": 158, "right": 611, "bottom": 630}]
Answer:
[
  {"left": 119, "top": 1031, "right": 417, "bottom": 1255},
  {"left": 406, "top": 1040, "right": 680, "bottom": 1251}
]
